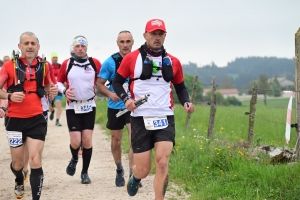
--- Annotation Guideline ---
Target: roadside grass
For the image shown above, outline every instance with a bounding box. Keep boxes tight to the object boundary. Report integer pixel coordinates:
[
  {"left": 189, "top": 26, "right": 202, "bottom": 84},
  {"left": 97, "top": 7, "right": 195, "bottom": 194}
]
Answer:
[{"left": 95, "top": 98, "right": 300, "bottom": 200}]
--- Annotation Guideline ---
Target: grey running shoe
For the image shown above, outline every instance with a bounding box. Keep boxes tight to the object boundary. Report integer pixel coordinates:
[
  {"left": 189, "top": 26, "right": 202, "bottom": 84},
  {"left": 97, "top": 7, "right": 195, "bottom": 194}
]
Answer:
[
  {"left": 55, "top": 121, "right": 62, "bottom": 126},
  {"left": 66, "top": 158, "right": 78, "bottom": 176},
  {"left": 81, "top": 173, "right": 91, "bottom": 184},
  {"left": 127, "top": 175, "right": 139, "bottom": 196},
  {"left": 14, "top": 182, "right": 24, "bottom": 199},
  {"left": 115, "top": 169, "right": 125, "bottom": 187}
]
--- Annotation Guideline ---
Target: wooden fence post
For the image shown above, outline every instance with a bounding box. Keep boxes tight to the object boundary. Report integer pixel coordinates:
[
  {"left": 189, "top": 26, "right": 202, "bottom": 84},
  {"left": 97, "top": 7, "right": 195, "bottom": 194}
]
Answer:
[
  {"left": 185, "top": 76, "right": 198, "bottom": 128},
  {"left": 247, "top": 81, "right": 259, "bottom": 145},
  {"left": 294, "top": 28, "right": 300, "bottom": 159},
  {"left": 207, "top": 77, "right": 216, "bottom": 139}
]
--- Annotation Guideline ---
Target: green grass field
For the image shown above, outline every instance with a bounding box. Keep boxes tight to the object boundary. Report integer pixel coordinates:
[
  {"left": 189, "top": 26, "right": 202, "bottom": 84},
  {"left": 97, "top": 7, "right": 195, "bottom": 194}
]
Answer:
[{"left": 95, "top": 97, "right": 300, "bottom": 200}]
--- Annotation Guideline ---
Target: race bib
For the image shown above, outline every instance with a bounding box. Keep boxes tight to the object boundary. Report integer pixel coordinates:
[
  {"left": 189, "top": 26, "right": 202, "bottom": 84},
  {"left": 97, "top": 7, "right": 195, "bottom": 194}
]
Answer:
[
  {"left": 143, "top": 116, "right": 168, "bottom": 130},
  {"left": 6, "top": 131, "right": 23, "bottom": 148},
  {"left": 74, "top": 100, "right": 93, "bottom": 114}
]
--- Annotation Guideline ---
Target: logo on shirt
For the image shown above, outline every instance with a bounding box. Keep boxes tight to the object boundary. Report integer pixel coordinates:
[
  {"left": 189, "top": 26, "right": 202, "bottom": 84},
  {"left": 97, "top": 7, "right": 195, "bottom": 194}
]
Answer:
[{"left": 85, "top": 66, "right": 93, "bottom": 74}]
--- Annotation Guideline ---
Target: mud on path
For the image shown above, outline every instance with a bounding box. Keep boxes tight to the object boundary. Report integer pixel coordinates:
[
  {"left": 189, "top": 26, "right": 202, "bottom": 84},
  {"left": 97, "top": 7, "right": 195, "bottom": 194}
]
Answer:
[{"left": 0, "top": 110, "right": 187, "bottom": 200}]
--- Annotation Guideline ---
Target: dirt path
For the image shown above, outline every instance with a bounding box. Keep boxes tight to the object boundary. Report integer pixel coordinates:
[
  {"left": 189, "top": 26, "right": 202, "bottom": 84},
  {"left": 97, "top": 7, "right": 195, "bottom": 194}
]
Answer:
[{"left": 0, "top": 111, "right": 186, "bottom": 200}]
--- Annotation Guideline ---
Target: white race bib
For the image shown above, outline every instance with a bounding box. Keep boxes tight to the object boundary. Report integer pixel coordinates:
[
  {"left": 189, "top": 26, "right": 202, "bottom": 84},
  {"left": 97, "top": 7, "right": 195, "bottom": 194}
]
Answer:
[
  {"left": 74, "top": 100, "right": 93, "bottom": 114},
  {"left": 6, "top": 131, "right": 23, "bottom": 147},
  {"left": 143, "top": 116, "right": 168, "bottom": 130}
]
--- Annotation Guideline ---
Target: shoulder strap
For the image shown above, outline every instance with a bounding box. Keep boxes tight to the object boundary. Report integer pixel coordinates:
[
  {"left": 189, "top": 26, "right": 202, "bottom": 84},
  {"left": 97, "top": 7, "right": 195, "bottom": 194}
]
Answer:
[
  {"left": 111, "top": 53, "right": 123, "bottom": 73},
  {"left": 88, "top": 57, "right": 97, "bottom": 77},
  {"left": 66, "top": 57, "right": 75, "bottom": 78}
]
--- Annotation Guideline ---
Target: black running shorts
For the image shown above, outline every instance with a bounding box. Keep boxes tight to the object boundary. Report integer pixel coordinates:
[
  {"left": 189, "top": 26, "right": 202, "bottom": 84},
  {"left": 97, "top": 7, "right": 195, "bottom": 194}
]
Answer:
[
  {"left": 66, "top": 107, "right": 96, "bottom": 132},
  {"left": 130, "top": 115, "right": 175, "bottom": 153},
  {"left": 106, "top": 108, "right": 130, "bottom": 130},
  {"left": 6, "top": 114, "right": 47, "bottom": 143}
]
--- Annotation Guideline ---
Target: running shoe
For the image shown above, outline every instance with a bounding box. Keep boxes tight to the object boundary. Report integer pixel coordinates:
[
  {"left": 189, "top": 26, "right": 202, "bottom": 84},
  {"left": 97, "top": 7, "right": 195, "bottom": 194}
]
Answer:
[
  {"left": 81, "top": 173, "right": 91, "bottom": 184},
  {"left": 129, "top": 174, "right": 142, "bottom": 188},
  {"left": 127, "top": 175, "right": 139, "bottom": 196},
  {"left": 49, "top": 110, "right": 55, "bottom": 121},
  {"left": 66, "top": 158, "right": 78, "bottom": 176},
  {"left": 115, "top": 169, "right": 125, "bottom": 187},
  {"left": 14, "top": 182, "right": 24, "bottom": 199},
  {"left": 23, "top": 170, "right": 29, "bottom": 185},
  {"left": 55, "top": 121, "right": 62, "bottom": 126}
]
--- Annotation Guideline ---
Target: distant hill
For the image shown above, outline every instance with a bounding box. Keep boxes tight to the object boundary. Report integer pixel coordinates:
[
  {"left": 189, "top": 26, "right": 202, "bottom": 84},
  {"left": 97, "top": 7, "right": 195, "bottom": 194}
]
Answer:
[{"left": 182, "top": 57, "right": 294, "bottom": 90}]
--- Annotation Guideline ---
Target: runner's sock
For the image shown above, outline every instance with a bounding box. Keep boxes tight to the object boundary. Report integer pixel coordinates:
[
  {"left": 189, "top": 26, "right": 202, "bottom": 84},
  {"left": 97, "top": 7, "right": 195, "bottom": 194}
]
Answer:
[
  {"left": 70, "top": 145, "right": 80, "bottom": 161},
  {"left": 56, "top": 119, "right": 59, "bottom": 123},
  {"left": 10, "top": 162, "right": 23, "bottom": 183},
  {"left": 133, "top": 175, "right": 141, "bottom": 182},
  {"left": 116, "top": 161, "right": 123, "bottom": 170},
  {"left": 129, "top": 168, "right": 133, "bottom": 177},
  {"left": 30, "top": 167, "right": 44, "bottom": 200},
  {"left": 82, "top": 147, "right": 92, "bottom": 174}
]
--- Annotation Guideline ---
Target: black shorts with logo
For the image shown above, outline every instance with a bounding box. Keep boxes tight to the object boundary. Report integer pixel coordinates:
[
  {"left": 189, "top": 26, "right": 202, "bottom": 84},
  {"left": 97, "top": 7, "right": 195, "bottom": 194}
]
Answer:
[
  {"left": 66, "top": 107, "right": 96, "bottom": 132},
  {"left": 106, "top": 108, "right": 130, "bottom": 130},
  {"left": 130, "top": 115, "right": 175, "bottom": 153},
  {"left": 6, "top": 114, "right": 47, "bottom": 143}
]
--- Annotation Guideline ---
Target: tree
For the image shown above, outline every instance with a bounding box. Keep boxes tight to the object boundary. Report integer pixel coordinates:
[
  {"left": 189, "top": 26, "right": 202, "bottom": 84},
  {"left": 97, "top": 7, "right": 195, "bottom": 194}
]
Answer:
[
  {"left": 172, "top": 74, "right": 203, "bottom": 104},
  {"left": 258, "top": 74, "right": 269, "bottom": 106}
]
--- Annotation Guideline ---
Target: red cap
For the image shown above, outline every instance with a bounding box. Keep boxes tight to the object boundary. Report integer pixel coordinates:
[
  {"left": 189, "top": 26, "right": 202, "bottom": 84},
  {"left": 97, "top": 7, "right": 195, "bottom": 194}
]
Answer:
[{"left": 145, "top": 19, "right": 167, "bottom": 33}]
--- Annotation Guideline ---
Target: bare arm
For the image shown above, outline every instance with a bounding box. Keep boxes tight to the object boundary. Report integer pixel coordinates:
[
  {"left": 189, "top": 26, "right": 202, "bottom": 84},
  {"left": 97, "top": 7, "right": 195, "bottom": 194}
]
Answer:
[{"left": 96, "top": 78, "right": 120, "bottom": 102}]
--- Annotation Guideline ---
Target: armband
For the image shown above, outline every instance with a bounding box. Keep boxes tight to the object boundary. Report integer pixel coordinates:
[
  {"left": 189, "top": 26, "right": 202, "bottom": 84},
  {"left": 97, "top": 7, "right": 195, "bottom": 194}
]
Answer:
[
  {"left": 123, "top": 96, "right": 130, "bottom": 104},
  {"left": 63, "top": 89, "right": 67, "bottom": 96}
]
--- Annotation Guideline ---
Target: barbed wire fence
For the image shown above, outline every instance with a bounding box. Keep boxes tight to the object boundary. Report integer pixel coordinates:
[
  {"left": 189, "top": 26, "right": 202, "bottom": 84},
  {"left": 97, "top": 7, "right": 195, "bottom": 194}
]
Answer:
[{"left": 185, "top": 27, "right": 300, "bottom": 159}]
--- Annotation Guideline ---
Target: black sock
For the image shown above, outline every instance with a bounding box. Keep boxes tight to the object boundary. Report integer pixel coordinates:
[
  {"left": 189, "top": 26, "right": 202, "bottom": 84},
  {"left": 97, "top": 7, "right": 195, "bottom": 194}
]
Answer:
[
  {"left": 56, "top": 119, "right": 59, "bottom": 122},
  {"left": 30, "top": 168, "right": 44, "bottom": 200},
  {"left": 70, "top": 145, "right": 79, "bottom": 161},
  {"left": 82, "top": 147, "right": 92, "bottom": 174},
  {"left": 116, "top": 162, "right": 123, "bottom": 170},
  {"left": 10, "top": 162, "right": 23, "bottom": 183},
  {"left": 129, "top": 168, "right": 133, "bottom": 177},
  {"left": 133, "top": 175, "right": 141, "bottom": 182}
]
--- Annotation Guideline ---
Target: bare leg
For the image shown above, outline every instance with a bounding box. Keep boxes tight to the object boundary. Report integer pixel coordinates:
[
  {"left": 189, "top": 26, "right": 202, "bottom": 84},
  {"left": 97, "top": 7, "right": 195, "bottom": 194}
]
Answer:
[{"left": 153, "top": 141, "right": 173, "bottom": 200}]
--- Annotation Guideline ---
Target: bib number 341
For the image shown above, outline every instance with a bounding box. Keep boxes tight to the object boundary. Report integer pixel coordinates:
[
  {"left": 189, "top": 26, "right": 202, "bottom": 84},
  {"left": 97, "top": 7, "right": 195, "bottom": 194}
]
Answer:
[
  {"left": 6, "top": 131, "right": 23, "bottom": 148},
  {"left": 143, "top": 116, "right": 168, "bottom": 130}
]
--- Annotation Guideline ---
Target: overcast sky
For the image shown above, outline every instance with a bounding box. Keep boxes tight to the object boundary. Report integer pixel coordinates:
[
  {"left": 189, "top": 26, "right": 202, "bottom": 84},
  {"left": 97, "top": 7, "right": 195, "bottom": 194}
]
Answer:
[{"left": 0, "top": 0, "right": 299, "bottom": 67}]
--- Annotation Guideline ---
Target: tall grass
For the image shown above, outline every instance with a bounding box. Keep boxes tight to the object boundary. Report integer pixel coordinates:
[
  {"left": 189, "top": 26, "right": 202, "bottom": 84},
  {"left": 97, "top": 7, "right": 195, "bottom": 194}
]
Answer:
[{"left": 95, "top": 98, "right": 300, "bottom": 200}]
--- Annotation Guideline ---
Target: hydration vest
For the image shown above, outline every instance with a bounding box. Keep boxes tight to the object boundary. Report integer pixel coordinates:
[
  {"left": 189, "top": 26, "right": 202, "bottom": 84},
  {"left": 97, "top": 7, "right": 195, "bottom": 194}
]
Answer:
[
  {"left": 66, "top": 57, "right": 97, "bottom": 78},
  {"left": 105, "top": 53, "right": 123, "bottom": 86},
  {"left": 129, "top": 46, "right": 174, "bottom": 83},
  {"left": 7, "top": 58, "right": 45, "bottom": 98}
]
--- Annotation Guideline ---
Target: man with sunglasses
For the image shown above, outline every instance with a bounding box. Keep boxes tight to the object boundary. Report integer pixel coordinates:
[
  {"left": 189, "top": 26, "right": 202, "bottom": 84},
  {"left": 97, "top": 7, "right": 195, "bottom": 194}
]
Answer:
[{"left": 96, "top": 30, "right": 142, "bottom": 188}]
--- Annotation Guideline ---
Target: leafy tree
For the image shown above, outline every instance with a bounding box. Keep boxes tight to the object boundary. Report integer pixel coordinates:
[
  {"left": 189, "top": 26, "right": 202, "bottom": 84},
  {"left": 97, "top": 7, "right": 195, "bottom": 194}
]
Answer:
[
  {"left": 258, "top": 74, "right": 269, "bottom": 106},
  {"left": 172, "top": 74, "right": 203, "bottom": 104},
  {"left": 271, "top": 77, "right": 282, "bottom": 97}
]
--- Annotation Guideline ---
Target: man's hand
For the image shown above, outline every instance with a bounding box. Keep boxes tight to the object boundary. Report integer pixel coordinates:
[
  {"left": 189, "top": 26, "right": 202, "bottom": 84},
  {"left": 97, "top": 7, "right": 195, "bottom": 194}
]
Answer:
[
  {"left": 125, "top": 99, "right": 137, "bottom": 111},
  {"left": 0, "top": 107, "right": 5, "bottom": 118},
  {"left": 49, "top": 85, "right": 58, "bottom": 100},
  {"left": 109, "top": 93, "right": 120, "bottom": 102},
  {"left": 65, "top": 88, "right": 75, "bottom": 101},
  {"left": 184, "top": 102, "right": 195, "bottom": 114},
  {"left": 11, "top": 92, "right": 25, "bottom": 103}
]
